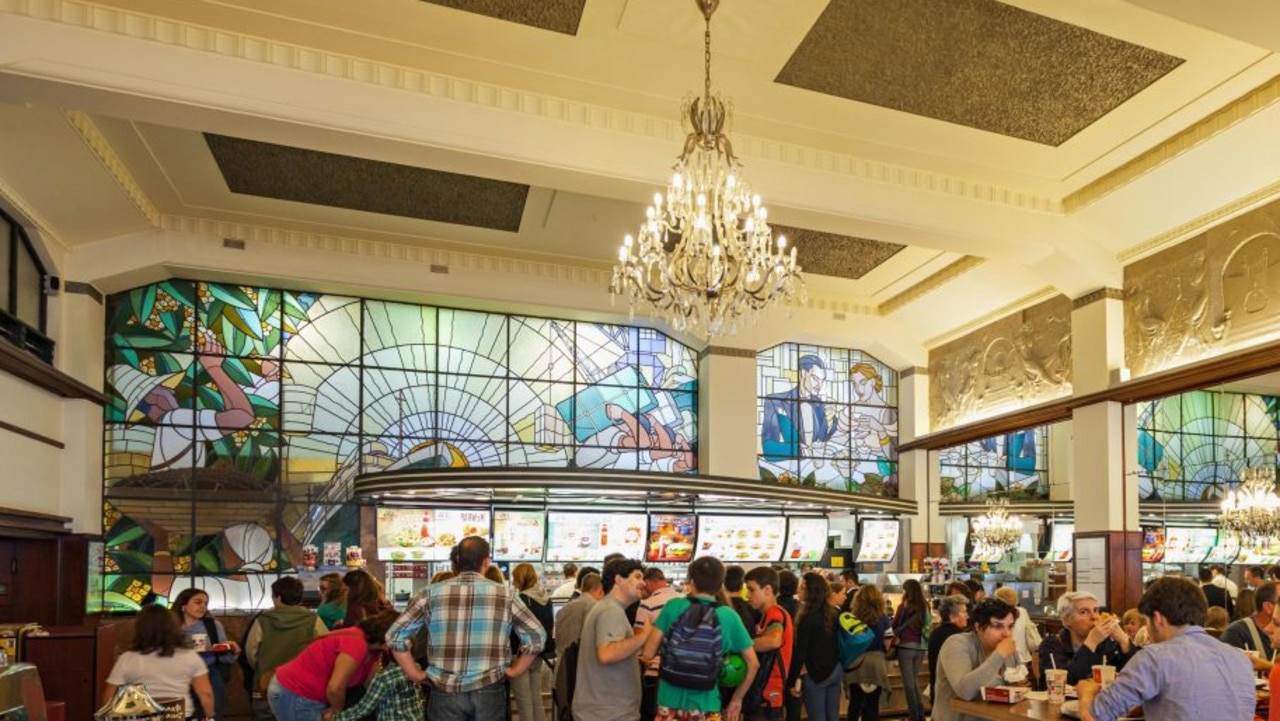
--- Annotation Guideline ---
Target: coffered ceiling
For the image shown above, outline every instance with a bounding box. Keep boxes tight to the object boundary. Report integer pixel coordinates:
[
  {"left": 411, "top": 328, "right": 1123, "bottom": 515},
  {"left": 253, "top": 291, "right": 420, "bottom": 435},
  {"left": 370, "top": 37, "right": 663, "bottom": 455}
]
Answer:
[{"left": 0, "top": 0, "right": 1278, "bottom": 363}]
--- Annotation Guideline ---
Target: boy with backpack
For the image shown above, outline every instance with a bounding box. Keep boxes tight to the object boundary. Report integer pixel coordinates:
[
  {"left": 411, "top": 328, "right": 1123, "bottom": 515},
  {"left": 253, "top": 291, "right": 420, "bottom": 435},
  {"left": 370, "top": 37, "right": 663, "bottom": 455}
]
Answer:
[{"left": 642, "top": 557, "right": 759, "bottom": 721}]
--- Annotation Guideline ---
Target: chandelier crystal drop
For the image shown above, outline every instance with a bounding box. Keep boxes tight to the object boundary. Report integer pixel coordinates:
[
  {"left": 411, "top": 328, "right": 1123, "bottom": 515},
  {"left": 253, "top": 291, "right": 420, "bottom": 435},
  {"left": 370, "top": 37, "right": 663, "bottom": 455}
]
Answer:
[
  {"left": 609, "top": 0, "right": 805, "bottom": 337},
  {"left": 1220, "top": 465, "right": 1280, "bottom": 546},
  {"left": 971, "top": 497, "right": 1023, "bottom": 550}
]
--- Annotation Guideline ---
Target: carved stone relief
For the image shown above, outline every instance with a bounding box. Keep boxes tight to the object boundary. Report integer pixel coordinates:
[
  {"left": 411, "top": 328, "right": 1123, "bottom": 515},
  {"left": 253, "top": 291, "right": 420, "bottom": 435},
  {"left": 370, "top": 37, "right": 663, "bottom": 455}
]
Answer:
[
  {"left": 929, "top": 295, "right": 1073, "bottom": 429},
  {"left": 1125, "top": 198, "right": 1280, "bottom": 376}
]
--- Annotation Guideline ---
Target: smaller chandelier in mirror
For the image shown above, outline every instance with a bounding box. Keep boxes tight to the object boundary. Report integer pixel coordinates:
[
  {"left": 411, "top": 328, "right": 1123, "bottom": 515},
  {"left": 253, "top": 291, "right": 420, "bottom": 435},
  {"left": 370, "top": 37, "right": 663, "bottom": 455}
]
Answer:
[
  {"left": 1221, "top": 465, "right": 1280, "bottom": 546},
  {"left": 971, "top": 497, "right": 1023, "bottom": 550}
]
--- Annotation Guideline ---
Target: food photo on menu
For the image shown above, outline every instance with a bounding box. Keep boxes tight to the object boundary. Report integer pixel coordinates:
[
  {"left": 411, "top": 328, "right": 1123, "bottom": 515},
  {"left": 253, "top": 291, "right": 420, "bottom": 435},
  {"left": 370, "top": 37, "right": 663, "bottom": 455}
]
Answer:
[
  {"left": 782, "top": 517, "right": 828, "bottom": 562},
  {"left": 375, "top": 508, "right": 490, "bottom": 562},
  {"left": 647, "top": 514, "right": 696, "bottom": 562},
  {"left": 695, "top": 516, "right": 785, "bottom": 562},
  {"left": 545, "top": 512, "right": 646, "bottom": 561},
  {"left": 492, "top": 510, "right": 546, "bottom": 562}
]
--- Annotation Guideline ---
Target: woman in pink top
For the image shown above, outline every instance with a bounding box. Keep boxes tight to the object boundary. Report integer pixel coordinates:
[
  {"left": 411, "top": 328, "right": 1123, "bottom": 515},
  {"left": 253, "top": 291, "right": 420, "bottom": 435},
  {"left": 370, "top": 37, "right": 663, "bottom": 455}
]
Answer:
[{"left": 267, "top": 610, "right": 399, "bottom": 721}]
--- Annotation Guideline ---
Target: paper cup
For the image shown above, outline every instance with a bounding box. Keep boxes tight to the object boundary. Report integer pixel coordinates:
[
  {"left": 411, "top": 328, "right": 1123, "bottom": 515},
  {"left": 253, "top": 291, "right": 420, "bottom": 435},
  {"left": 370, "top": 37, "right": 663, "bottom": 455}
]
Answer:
[
  {"left": 1092, "top": 665, "right": 1116, "bottom": 688},
  {"left": 1046, "top": 669, "right": 1068, "bottom": 704},
  {"left": 190, "top": 632, "right": 209, "bottom": 652}
]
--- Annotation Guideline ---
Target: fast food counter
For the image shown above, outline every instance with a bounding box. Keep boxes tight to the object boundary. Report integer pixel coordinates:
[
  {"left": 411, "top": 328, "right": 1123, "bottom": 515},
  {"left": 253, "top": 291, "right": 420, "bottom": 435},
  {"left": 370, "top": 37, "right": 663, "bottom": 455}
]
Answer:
[{"left": 354, "top": 467, "right": 917, "bottom": 587}]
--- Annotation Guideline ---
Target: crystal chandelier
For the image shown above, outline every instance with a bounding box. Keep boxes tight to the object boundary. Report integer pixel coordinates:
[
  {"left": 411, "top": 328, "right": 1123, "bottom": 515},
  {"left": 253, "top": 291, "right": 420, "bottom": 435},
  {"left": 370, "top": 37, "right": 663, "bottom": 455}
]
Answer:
[
  {"left": 971, "top": 498, "right": 1023, "bottom": 550},
  {"left": 1220, "top": 465, "right": 1280, "bottom": 546},
  {"left": 609, "top": 0, "right": 805, "bottom": 337}
]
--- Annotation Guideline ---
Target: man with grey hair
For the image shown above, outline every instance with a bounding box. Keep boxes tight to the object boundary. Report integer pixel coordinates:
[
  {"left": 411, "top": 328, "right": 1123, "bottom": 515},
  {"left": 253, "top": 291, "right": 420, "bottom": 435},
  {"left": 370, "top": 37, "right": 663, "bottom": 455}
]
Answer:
[
  {"left": 927, "top": 594, "right": 970, "bottom": 697},
  {"left": 1038, "top": 591, "right": 1133, "bottom": 687}
]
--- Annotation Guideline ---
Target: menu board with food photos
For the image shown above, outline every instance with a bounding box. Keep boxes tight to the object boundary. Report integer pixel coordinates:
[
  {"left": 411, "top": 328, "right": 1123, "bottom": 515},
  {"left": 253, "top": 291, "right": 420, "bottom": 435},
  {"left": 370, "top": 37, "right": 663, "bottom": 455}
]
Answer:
[
  {"left": 545, "top": 512, "right": 647, "bottom": 562},
  {"left": 492, "top": 510, "right": 547, "bottom": 562},
  {"left": 1204, "top": 533, "right": 1240, "bottom": 565},
  {"left": 857, "top": 520, "right": 900, "bottom": 563},
  {"left": 1162, "top": 527, "right": 1216, "bottom": 564},
  {"left": 695, "top": 516, "right": 786, "bottom": 562},
  {"left": 1241, "top": 537, "right": 1280, "bottom": 566},
  {"left": 1140, "top": 526, "right": 1165, "bottom": 563},
  {"left": 647, "top": 514, "right": 697, "bottom": 563},
  {"left": 1049, "top": 523, "right": 1075, "bottom": 562},
  {"left": 376, "top": 508, "right": 491, "bottom": 562},
  {"left": 782, "top": 517, "right": 829, "bottom": 562}
]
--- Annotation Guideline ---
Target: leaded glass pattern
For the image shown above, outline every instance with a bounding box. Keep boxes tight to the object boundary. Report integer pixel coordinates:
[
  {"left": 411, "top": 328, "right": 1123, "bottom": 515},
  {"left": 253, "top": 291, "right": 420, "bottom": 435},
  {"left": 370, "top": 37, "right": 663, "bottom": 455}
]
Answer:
[
  {"left": 756, "top": 343, "right": 899, "bottom": 496},
  {"left": 938, "top": 427, "right": 1049, "bottom": 502},
  {"left": 1137, "top": 389, "right": 1279, "bottom": 501},
  {"left": 102, "top": 280, "right": 698, "bottom": 610}
]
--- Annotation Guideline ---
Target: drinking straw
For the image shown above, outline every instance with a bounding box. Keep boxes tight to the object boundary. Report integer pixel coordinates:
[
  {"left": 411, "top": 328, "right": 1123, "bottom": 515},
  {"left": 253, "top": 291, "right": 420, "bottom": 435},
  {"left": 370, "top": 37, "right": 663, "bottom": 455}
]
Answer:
[{"left": 1051, "top": 655, "right": 1057, "bottom": 670}]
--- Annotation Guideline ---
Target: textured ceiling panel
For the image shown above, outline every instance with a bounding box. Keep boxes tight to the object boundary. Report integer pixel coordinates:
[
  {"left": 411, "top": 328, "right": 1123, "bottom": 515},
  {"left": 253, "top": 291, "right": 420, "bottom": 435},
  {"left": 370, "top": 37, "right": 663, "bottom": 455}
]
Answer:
[
  {"left": 773, "top": 225, "right": 905, "bottom": 280},
  {"left": 205, "top": 134, "right": 529, "bottom": 232},
  {"left": 421, "top": 0, "right": 586, "bottom": 35},
  {"left": 775, "top": 0, "right": 1184, "bottom": 146}
]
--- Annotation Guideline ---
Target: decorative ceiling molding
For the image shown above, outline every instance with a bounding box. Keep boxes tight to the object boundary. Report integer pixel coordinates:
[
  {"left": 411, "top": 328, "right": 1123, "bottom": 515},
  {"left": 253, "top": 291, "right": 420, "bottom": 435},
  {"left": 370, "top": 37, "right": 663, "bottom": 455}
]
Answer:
[
  {"left": 923, "top": 285, "right": 1061, "bottom": 350},
  {"left": 1071, "top": 287, "right": 1124, "bottom": 310},
  {"left": 699, "top": 346, "right": 758, "bottom": 360},
  {"left": 877, "top": 255, "right": 985, "bottom": 315},
  {"left": 1065, "top": 73, "right": 1280, "bottom": 213},
  {"left": 0, "top": 0, "right": 1061, "bottom": 216},
  {"left": 1118, "top": 176, "right": 1280, "bottom": 264},
  {"left": 0, "top": 174, "right": 69, "bottom": 258},
  {"left": 62, "top": 110, "right": 161, "bottom": 228}
]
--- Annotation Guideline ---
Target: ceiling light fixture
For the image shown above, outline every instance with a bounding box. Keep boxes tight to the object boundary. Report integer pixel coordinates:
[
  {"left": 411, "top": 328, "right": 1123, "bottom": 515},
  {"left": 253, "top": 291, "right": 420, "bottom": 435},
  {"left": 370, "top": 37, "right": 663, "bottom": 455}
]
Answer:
[
  {"left": 609, "top": 0, "right": 805, "bottom": 337},
  {"left": 970, "top": 497, "right": 1023, "bottom": 550},
  {"left": 1220, "top": 465, "right": 1280, "bottom": 546}
]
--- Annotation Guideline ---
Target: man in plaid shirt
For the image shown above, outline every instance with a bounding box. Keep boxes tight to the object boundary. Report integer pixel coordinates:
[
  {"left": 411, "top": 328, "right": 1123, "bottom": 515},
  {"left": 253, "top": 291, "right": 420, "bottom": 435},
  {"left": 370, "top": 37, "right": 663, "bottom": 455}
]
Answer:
[
  {"left": 387, "top": 536, "right": 546, "bottom": 720},
  {"left": 325, "top": 664, "right": 422, "bottom": 721}
]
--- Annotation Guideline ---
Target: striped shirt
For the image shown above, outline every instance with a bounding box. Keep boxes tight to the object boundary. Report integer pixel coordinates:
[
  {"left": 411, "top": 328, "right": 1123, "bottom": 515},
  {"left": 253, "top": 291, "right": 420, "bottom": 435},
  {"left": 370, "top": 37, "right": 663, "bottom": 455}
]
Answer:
[{"left": 385, "top": 571, "right": 546, "bottom": 693}]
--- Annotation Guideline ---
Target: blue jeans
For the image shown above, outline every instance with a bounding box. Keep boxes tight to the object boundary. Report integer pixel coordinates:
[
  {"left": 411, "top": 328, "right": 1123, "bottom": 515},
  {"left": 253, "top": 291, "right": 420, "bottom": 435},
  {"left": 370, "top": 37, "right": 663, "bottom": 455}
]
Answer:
[
  {"left": 428, "top": 682, "right": 508, "bottom": 721},
  {"left": 266, "top": 676, "right": 326, "bottom": 721},
  {"left": 897, "top": 647, "right": 926, "bottom": 721},
  {"left": 195, "top": 664, "right": 227, "bottom": 721},
  {"left": 801, "top": 666, "right": 842, "bottom": 721}
]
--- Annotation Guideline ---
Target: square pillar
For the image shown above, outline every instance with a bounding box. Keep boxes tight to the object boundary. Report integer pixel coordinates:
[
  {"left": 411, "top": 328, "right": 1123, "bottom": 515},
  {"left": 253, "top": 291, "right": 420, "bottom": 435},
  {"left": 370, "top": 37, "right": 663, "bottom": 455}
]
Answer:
[{"left": 697, "top": 347, "right": 759, "bottom": 479}]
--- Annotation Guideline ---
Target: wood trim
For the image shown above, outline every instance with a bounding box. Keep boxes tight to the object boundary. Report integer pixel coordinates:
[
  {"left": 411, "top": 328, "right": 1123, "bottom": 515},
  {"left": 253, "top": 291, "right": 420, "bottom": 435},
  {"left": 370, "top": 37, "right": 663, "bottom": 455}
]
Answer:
[
  {"left": 0, "top": 419, "right": 64, "bottom": 448},
  {"left": 0, "top": 341, "right": 106, "bottom": 405},
  {"left": 903, "top": 339, "right": 1280, "bottom": 451},
  {"left": 0, "top": 506, "right": 72, "bottom": 535}
]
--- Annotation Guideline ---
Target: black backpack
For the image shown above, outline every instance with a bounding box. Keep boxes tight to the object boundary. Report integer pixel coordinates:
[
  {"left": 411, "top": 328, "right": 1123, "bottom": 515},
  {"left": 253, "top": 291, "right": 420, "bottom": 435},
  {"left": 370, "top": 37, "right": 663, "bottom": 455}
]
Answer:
[
  {"left": 659, "top": 601, "right": 723, "bottom": 690},
  {"left": 512, "top": 593, "right": 557, "bottom": 660}
]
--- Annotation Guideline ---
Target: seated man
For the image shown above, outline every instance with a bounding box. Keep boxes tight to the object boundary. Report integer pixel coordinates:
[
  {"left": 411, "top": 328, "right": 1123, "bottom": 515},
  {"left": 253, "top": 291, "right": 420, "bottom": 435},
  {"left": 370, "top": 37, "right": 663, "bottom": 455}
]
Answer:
[
  {"left": 1077, "top": 576, "right": 1254, "bottom": 721},
  {"left": 1039, "top": 591, "right": 1132, "bottom": 686}
]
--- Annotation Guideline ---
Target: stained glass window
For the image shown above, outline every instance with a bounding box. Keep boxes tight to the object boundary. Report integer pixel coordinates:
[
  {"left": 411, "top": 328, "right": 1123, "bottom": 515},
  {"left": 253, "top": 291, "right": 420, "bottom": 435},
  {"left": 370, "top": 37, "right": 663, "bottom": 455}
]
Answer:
[
  {"left": 938, "top": 427, "right": 1050, "bottom": 502},
  {"left": 1137, "top": 389, "right": 1279, "bottom": 501},
  {"left": 756, "top": 343, "right": 898, "bottom": 496},
  {"left": 103, "top": 280, "right": 698, "bottom": 609}
]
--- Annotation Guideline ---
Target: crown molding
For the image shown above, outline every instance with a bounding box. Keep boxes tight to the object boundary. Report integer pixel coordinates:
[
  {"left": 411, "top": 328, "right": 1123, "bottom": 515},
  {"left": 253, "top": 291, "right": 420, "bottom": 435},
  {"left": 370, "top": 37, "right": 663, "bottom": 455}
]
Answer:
[
  {"left": 61, "top": 109, "right": 161, "bottom": 227},
  {"left": 1071, "top": 287, "right": 1124, "bottom": 310},
  {"left": 0, "top": 0, "right": 1060, "bottom": 217},
  {"left": 877, "top": 256, "right": 985, "bottom": 315},
  {"left": 0, "top": 175, "right": 69, "bottom": 258},
  {"left": 1065, "top": 73, "right": 1280, "bottom": 213},
  {"left": 1118, "top": 177, "right": 1280, "bottom": 264}
]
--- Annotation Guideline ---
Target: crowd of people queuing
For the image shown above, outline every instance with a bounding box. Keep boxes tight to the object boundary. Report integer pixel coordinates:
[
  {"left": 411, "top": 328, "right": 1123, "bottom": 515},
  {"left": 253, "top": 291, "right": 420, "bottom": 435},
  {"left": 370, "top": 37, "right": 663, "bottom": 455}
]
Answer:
[{"left": 102, "top": 546, "right": 1280, "bottom": 721}]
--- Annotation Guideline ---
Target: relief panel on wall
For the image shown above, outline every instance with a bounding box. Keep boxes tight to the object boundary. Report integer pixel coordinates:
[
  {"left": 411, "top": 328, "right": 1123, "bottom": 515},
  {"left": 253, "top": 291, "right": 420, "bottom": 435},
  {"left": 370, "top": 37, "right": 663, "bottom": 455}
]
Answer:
[
  {"left": 929, "top": 295, "right": 1072, "bottom": 430},
  {"left": 1126, "top": 199, "right": 1280, "bottom": 377}
]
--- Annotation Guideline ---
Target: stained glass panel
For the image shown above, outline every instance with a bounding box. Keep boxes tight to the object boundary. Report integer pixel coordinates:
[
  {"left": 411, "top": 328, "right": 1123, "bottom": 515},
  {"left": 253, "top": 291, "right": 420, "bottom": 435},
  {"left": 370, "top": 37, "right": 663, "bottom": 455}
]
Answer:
[
  {"left": 363, "top": 301, "right": 436, "bottom": 370},
  {"left": 195, "top": 283, "right": 283, "bottom": 359},
  {"left": 936, "top": 427, "right": 1049, "bottom": 502},
  {"left": 282, "top": 363, "right": 362, "bottom": 434},
  {"left": 439, "top": 309, "right": 507, "bottom": 374},
  {"left": 756, "top": 342, "right": 899, "bottom": 496},
  {"left": 508, "top": 316, "right": 575, "bottom": 382},
  {"left": 280, "top": 295, "right": 362, "bottom": 365}
]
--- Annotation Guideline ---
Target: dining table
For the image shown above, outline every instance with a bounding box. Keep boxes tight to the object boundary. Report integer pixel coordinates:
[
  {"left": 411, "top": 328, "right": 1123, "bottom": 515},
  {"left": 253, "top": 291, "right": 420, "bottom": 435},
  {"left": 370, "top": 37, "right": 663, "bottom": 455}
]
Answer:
[{"left": 950, "top": 697, "right": 1072, "bottom": 720}]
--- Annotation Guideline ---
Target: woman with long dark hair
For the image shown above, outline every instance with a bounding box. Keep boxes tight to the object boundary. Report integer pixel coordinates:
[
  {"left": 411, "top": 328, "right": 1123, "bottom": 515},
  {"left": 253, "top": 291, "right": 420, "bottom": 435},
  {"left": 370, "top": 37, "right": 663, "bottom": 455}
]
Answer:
[
  {"left": 338, "top": 569, "right": 391, "bottom": 628},
  {"left": 104, "top": 605, "right": 215, "bottom": 719},
  {"left": 844, "top": 584, "right": 892, "bottom": 721},
  {"left": 786, "top": 572, "right": 842, "bottom": 721},
  {"left": 891, "top": 579, "right": 929, "bottom": 721},
  {"left": 172, "top": 588, "right": 240, "bottom": 721}
]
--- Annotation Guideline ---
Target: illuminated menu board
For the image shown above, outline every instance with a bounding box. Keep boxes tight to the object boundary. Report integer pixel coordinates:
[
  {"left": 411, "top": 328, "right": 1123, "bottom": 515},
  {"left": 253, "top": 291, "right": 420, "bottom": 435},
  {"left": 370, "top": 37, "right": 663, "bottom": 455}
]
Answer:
[
  {"left": 695, "top": 516, "right": 786, "bottom": 562},
  {"left": 1140, "top": 526, "right": 1165, "bottom": 563},
  {"left": 492, "top": 510, "right": 546, "bottom": 562},
  {"left": 857, "top": 520, "right": 900, "bottom": 563},
  {"left": 647, "top": 514, "right": 697, "bottom": 563},
  {"left": 783, "top": 518, "right": 829, "bottom": 562},
  {"left": 1050, "top": 523, "right": 1074, "bottom": 562},
  {"left": 376, "top": 508, "right": 491, "bottom": 562},
  {"left": 1204, "top": 533, "right": 1240, "bottom": 565},
  {"left": 1163, "top": 527, "right": 1215, "bottom": 564},
  {"left": 1242, "top": 537, "right": 1280, "bottom": 566},
  {"left": 545, "top": 512, "right": 647, "bottom": 562}
]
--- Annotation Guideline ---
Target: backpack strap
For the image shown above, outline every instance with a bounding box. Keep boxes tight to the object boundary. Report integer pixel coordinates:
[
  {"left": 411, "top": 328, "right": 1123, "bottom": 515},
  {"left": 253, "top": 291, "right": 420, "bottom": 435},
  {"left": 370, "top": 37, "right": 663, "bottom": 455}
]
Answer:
[{"left": 1245, "top": 616, "right": 1266, "bottom": 653}]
